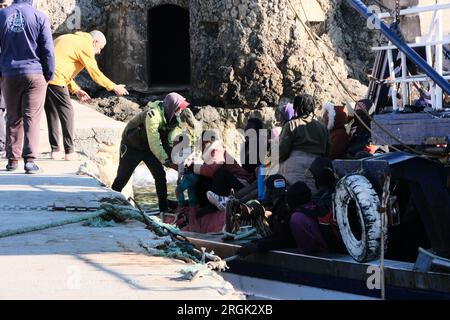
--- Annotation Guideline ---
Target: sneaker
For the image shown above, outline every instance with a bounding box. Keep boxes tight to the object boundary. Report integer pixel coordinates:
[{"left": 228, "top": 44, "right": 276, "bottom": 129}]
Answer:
[
  {"left": 24, "top": 162, "right": 42, "bottom": 174},
  {"left": 207, "top": 191, "right": 229, "bottom": 211},
  {"left": 6, "top": 160, "right": 18, "bottom": 171}
]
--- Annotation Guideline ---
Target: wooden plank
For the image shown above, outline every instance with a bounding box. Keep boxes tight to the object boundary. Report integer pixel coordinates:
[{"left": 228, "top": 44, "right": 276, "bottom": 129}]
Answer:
[{"left": 372, "top": 113, "right": 450, "bottom": 145}]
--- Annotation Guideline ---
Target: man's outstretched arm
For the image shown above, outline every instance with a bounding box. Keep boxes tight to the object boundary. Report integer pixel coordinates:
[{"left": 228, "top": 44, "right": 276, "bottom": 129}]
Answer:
[{"left": 77, "top": 47, "right": 129, "bottom": 96}]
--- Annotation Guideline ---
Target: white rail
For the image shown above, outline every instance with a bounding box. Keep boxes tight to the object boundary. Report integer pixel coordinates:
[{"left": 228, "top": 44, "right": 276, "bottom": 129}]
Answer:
[
  {"left": 378, "top": 3, "right": 450, "bottom": 19},
  {"left": 373, "top": 2, "right": 450, "bottom": 111}
]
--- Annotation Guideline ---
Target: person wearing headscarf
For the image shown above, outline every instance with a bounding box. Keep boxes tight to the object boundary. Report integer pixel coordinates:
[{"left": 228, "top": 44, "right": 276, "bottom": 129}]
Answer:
[
  {"left": 272, "top": 103, "right": 297, "bottom": 140},
  {"left": 348, "top": 99, "right": 376, "bottom": 156},
  {"left": 290, "top": 157, "right": 346, "bottom": 254},
  {"left": 236, "top": 175, "right": 300, "bottom": 257},
  {"left": 112, "top": 92, "right": 190, "bottom": 213},
  {"left": 320, "top": 102, "right": 350, "bottom": 159},
  {"left": 277, "top": 94, "right": 331, "bottom": 192}
]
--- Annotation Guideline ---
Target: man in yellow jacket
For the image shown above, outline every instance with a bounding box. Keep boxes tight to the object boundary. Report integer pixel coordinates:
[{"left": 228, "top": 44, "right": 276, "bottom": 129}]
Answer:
[{"left": 44, "top": 30, "right": 129, "bottom": 161}]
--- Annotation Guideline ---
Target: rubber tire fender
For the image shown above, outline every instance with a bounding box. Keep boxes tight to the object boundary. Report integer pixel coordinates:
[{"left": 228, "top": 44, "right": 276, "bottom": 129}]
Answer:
[{"left": 334, "top": 174, "right": 387, "bottom": 263}]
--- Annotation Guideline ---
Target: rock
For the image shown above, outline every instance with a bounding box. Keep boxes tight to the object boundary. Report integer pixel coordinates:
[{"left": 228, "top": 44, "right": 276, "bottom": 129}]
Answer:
[
  {"left": 68, "top": 100, "right": 131, "bottom": 197},
  {"left": 88, "top": 96, "right": 143, "bottom": 122},
  {"left": 35, "top": 0, "right": 106, "bottom": 35},
  {"left": 37, "top": 0, "right": 386, "bottom": 109}
]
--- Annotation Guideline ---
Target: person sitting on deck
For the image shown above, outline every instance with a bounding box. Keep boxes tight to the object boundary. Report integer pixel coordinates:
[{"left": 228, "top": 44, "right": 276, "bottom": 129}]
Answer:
[
  {"left": 319, "top": 102, "right": 350, "bottom": 160},
  {"left": 236, "top": 175, "right": 306, "bottom": 258},
  {"left": 207, "top": 117, "right": 269, "bottom": 210},
  {"left": 289, "top": 157, "right": 346, "bottom": 255},
  {"left": 194, "top": 138, "right": 255, "bottom": 216},
  {"left": 241, "top": 117, "right": 264, "bottom": 178},
  {"left": 278, "top": 94, "right": 331, "bottom": 192},
  {"left": 347, "top": 99, "right": 378, "bottom": 157},
  {"left": 272, "top": 102, "right": 297, "bottom": 141},
  {"left": 173, "top": 134, "right": 201, "bottom": 214}
]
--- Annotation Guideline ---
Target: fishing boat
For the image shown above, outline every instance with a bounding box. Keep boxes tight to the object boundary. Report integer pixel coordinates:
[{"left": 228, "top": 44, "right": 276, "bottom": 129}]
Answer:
[{"left": 178, "top": 0, "right": 450, "bottom": 300}]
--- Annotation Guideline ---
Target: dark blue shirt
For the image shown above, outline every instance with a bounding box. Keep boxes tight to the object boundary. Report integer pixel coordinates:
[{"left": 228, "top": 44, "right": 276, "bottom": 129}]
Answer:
[{"left": 0, "top": 0, "right": 55, "bottom": 81}]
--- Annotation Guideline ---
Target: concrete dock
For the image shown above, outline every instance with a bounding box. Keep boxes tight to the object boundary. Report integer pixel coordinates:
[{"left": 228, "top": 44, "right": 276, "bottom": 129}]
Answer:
[{"left": 0, "top": 102, "right": 242, "bottom": 300}]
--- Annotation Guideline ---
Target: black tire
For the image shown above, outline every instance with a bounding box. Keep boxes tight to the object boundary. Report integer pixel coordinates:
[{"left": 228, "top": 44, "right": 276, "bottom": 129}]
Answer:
[{"left": 334, "top": 175, "right": 387, "bottom": 262}]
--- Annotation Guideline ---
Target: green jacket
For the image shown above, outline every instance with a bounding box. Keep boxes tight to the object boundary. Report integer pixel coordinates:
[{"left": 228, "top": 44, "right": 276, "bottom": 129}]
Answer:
[
  {"left": 279, "top": 116, "right": 331, "bottom": 162},
  {"left": 145, "top": 101, "right": 183, "bottom": 163},
  {"left": 122, "top": 101, "right": 183, "bottom": 164}
]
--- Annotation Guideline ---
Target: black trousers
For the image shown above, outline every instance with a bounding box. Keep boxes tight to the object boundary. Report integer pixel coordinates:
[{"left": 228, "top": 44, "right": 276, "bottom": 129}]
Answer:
[
  {"left": 44, "top": 84, "right": 74, "bottom": 154},
  {"left": 112, "top": 143, "right": 168, "bottom": 211},
  {"left": 210, "top": 167, "right": 245, "bottom": 197}
]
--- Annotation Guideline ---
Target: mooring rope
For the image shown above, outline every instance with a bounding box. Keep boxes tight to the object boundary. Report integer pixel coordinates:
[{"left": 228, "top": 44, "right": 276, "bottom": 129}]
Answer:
[
  {"left": 0, "top": 202, "right": 231, "bottom": 281},
  {"left": 0, "top": 210, "right": 108, "bottom": 239}
]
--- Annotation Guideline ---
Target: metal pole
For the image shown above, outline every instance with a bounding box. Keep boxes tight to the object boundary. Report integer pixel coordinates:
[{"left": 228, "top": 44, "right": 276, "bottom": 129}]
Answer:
[
  {"left": 401, "top": 52, "right": 408, "bottom": 110},
  {"left": 387, "top": 48, "right": 399, "bottom": 111},
  {"left": 436, "top": 7, "right": 444, "bottom": 110},
  {"left": 347, "top": 0, "right": 450, "bottom": 95},
  {"left": 426, "top": 10, "right": 438, "bottom": 109}
]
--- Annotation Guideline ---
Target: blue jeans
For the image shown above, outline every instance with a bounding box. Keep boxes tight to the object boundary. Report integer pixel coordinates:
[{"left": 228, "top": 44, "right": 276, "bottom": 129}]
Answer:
[{"left": 176, "top": 173, "right": 200, "bottom": 206}]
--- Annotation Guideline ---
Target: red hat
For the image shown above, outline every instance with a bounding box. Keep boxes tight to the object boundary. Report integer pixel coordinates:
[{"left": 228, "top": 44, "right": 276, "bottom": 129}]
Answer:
[{"left": 322, "top": 103, "right": 348, "bottom": 130}]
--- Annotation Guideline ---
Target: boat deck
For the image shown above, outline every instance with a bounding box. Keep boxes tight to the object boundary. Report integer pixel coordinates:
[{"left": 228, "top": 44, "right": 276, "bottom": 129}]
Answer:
[
  {"left": 182, "top": 231, "right": 450, "bottom": 299},
  {"left": 372, "top": 112, "right": 450, "bottom": 145}
]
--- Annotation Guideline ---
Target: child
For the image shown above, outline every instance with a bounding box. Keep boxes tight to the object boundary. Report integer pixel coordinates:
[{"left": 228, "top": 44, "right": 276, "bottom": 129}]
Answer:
[
  {"left": 289, "top": 157, "right": 346, "bottom": 254},
  {"left": 173, "top": 134, "right": 201, "bottom": 212},
  {"left": 174, "top": 132, "right": 227, "bottom": 213}
]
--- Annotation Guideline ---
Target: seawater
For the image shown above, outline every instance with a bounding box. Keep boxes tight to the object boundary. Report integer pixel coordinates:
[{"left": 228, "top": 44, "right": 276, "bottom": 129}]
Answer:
[{"left": 134, "top": 185, "right": 177, "bottom": 210}]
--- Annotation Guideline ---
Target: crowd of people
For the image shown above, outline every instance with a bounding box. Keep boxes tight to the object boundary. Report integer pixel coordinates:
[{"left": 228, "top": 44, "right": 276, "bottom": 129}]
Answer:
[
  {"left": 110, "top": 87, "right": 378, "bottom": 257},
  {"left": 0, "top": 1, "right": 381, "bottom": 258}
]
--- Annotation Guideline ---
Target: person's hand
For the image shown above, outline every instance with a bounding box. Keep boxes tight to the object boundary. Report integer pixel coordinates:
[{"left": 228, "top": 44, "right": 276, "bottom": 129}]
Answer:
[
  {"left": 75, "top": 89, "right": 92, "bottom": 103},
  {"left": 163, "top": 160, "right": 178, "bottom": 171},
  {"left": 113, "top": 84, "right": 129, "bottom": 96},
  {"left": 236, "top": 243, "right": 259, "bottom": 258},
  {"left": 184, "top": 157, "right": 194, "bottom": 168},
  {"left": 185, "top": 163, "right": 194, "bottom": 174}
]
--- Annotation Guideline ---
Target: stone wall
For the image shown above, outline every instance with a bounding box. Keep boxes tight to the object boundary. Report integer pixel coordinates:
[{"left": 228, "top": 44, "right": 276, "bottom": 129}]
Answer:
[
  {"left": 101, "top": 0, "right": 377, "bottom": 108},
  {"left": 34, "top": 0, "right": 386, "bottom": 109},
  {"left": 35, "top": 0, "right": 106, "bottom": 35}
]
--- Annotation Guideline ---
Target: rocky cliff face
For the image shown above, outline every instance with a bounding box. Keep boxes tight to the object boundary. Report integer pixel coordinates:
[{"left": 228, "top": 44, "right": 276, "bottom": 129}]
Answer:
[
  {"left": 190, "top": 0, "right": 378, "bottom": 108},
  {"left": 35, "top": 0, "right": 383, "bottom": 109},
  {"left": 35, "top": 0, "right": 106, "bottom": 35}
]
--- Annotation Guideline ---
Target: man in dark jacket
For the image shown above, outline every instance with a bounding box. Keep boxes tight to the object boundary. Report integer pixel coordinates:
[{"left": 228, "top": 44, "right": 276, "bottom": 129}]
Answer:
[
  {"left": 0, "top": 0, "right": 55, "bottom": 173},
  {"left": 0, "top": 0, "right": 10, "bottom": 156}
]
